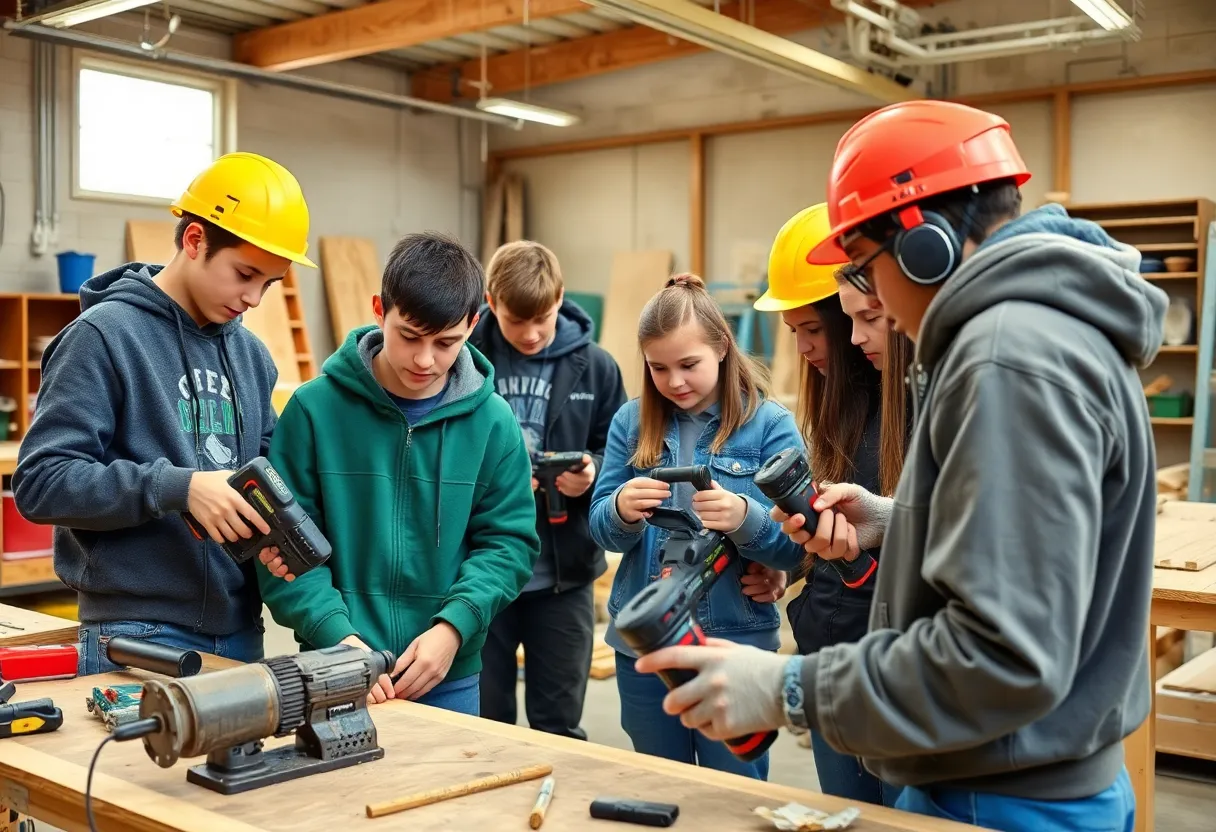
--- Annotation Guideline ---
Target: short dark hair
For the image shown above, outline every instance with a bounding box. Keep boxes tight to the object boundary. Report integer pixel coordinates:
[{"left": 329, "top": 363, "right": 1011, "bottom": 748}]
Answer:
[
  {"left": 173, "top": 212, "right": 244, "bottom": 261},
  {"left": 859, "top": 178, "right": 1023, "bottom": 247},
  {"left": 381, "top": 231, "right": 485, "bottom": 334}
]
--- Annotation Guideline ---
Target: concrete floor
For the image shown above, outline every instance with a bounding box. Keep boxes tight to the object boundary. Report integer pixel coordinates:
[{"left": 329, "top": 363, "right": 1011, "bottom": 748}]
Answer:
[{"left": 260, "top": 612, "right": 1216, "bottom": 830}]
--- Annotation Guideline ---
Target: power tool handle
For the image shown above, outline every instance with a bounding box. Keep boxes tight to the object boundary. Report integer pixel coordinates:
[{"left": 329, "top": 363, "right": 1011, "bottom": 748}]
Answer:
[
  {"left": 544, "top": 481, "right": 567, "bottom": 523},
  {"left": 652, "top": 465, "right": 713, "bottom": 492},
  {"left": 773, "top": 493, "right": 877, "bottom": 588}
]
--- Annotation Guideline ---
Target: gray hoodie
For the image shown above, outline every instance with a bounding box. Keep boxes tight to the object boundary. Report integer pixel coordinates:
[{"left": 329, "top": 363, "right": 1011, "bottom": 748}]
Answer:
[
  {"left": 13, "top": 264, "right": 278, "bottom": 635},
  {"left": 801, "top": 205, "right": 1168, "bottom": 800}
]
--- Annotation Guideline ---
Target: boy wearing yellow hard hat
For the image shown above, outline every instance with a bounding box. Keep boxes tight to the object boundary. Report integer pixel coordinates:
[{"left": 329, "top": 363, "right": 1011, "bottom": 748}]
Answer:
[{"left": 13, "top": 151, "right": 312, "bottom": 675}]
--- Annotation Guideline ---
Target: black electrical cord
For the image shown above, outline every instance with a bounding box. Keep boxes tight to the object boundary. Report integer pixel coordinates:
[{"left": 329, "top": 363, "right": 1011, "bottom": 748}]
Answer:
[{"left": 86, "top": 718, "right": 161, "bottom": 832}]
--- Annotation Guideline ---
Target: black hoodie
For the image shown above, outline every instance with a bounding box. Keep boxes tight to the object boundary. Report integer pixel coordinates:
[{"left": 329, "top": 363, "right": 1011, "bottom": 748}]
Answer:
[
  {"left": 13, "top": 263, "right": 278, "bottom": 635},
  {"left": 470, "top": 299, "right": 627, "bottom": 592}
]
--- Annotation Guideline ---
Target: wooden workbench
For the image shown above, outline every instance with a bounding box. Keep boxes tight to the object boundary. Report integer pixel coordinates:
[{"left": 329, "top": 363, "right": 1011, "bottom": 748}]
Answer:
[
  {"left": 0, "top": 601, "right": 77, "bottom": 646},
  {"left": 0, "top": 442, "right": 16, "bottom": 476},
  {"left": 0, "top": 660, "right": 981, "bottom": 832}
]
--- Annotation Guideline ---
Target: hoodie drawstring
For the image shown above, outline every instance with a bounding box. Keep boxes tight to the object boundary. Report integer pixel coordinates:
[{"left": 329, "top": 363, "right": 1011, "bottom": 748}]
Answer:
[{"left": 217, "top": 334, "right": 245, "bottom": 467}]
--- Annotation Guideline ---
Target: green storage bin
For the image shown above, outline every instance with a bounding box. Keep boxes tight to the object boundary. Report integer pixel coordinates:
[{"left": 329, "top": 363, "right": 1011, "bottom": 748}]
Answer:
[
  {"left": 565, "top": 292, "right": 604, "bottom": 342},
  {"left": 1147, "top": 392, "right": 1193, "bottom": 419}
]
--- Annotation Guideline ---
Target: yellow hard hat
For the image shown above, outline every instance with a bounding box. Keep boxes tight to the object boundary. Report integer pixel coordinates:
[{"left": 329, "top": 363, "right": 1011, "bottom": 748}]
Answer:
[
  {"left": 171, "top": 152, "right": 316, "bottom": 268},
  {"left": 754, "top": 203, "right": 845, "bottom": 312}
]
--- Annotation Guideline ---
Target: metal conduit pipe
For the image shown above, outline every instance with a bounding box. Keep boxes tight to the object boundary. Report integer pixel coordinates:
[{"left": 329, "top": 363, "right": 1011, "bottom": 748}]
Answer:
[{"left": 2, "top": 21, "right": 523, "bottom": 131}]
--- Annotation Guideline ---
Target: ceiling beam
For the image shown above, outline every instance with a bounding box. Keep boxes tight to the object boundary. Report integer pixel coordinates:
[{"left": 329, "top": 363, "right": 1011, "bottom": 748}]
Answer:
[
  {"left": 411, "top": 0, "right": 835, "bottom": 103},
  {"left": 233, "top": 0, "right": 588, "bottom": 72}
]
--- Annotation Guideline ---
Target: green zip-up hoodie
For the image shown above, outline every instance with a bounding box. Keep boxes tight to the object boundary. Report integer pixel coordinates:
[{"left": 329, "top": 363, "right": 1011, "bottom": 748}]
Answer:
[{"left": 257, "top": 325, "right": 540, "bottom": 681}]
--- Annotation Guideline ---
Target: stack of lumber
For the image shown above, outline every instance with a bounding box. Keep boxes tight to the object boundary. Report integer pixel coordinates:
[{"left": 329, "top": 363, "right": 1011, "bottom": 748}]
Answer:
[
  {"left": 1158, "top": 462, "right": 1189, "bottom": 506},
  {"left": 1157, "top": 645, "right": 1216, "bottom": 762}
]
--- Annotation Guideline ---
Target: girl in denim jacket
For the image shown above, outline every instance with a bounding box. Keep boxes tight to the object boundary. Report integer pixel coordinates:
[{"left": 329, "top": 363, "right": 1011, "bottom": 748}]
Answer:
[{"left": 589, "top": 273, "right": 804, "bottom": 781}]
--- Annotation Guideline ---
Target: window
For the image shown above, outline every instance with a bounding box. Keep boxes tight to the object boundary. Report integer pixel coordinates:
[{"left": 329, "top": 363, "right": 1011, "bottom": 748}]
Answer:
[{"left": 74, "top": 57, "right": 232, "bottom": 203}]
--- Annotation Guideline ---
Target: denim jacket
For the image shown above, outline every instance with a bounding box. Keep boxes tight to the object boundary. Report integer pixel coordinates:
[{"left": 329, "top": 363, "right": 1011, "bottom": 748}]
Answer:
[{"left": 590, "top": 398, "right": 806, "bottom": 654}]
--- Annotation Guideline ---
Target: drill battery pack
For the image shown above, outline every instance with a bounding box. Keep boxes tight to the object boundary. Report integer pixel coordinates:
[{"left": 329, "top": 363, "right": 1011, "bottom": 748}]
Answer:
[{"left": 183, "top": 457, "right": 332, "bottom": 578}]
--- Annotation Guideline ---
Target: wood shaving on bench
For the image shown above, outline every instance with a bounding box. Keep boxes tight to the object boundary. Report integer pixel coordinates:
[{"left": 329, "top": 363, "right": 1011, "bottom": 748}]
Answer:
[{"left": 753, "top": 803, "right": 862, "bottom": 831}]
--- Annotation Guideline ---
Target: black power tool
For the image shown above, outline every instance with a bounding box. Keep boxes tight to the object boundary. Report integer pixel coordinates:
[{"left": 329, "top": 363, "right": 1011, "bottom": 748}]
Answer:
[
  {"left": 126, "top": 645, "right": 394, "bottom": 794},
  {"left": 614, "top": 467, "right": 778, "bottom": 763},
  {"left": 754, "top": 448, "right": 877, "bottom": 588},
  {"left": 183, "top": 456, "right": 332, "bottom": 578},
  {"left": 532, "top": 451, "right": 589, "bottom": 524}
]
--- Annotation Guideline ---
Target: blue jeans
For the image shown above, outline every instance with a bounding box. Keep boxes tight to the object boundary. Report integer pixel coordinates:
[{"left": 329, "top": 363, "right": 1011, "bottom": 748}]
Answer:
[
  {"left": 896, "top": 766, "right": 1136, "bottom": 832},
  {"left": 810, "top": 731, "right": 902, "bottom": 807},
  {"left": 414, "top": 672, "right": 480, "bottom": 716},
  {"left": 615, "top": 652, "right": 769, "bottom": 781},
  {"left": 77, "top": 619, "right": 265, "bottom": 676}
]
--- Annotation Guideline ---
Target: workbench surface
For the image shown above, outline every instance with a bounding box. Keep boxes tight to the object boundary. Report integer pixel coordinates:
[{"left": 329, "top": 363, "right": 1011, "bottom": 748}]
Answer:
[
  {"left": 0, "top": 601, "right": 77, "bottom": 647},
  {"left": 0, "top": 661, "right": 980, "bottom": 832}
]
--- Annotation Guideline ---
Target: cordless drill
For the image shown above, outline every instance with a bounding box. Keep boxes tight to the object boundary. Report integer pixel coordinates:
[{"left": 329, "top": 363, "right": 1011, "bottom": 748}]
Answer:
[
  {"left": 183, "top": 456, "right": 332, "bottom": 578},
  {"left": 754, "top": 448, "right": 877, "bottom": 588},
  {"left": 614, "top": 466, "right": 778, "bottom": 762},
  {"left": 531, "top": 451, "right": 589, "bottom": 524}
]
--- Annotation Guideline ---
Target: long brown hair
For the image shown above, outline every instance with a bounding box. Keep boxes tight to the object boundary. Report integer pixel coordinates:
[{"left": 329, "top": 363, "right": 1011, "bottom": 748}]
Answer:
[
  {"left": 879, "top": 330, "right": 913, "bottom": 495},
  {"left": 630, "top": 274, "right": 771, "bottom": 468},
  {"left": 795, "top": 294, "right": 880, "bottom": 487}
]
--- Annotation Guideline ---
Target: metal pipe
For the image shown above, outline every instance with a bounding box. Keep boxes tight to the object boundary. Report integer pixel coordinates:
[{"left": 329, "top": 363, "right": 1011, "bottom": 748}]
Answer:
[
  {"left": 2, "top": 21, "right": 522, "bottom": 130},
  {"left": 911, "top": 16, "right": 1102, "bottom": 47}
]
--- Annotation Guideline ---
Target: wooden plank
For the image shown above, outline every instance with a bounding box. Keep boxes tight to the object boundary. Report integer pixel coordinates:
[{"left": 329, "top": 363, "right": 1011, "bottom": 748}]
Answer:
[
  {"left": 1160, "top": 645, "right": 1216, "bottom": 695},
  {"left": 600, "top": 251, "right": 674, "bottom": 400},
  {"left": 6, "top": 664, "right": 980, "bottom": 832},
  {"left": 0, "top": 442, "right": 16, "bottom": 476},
  {"left": 412, "top": 0, "right": 932, "bottom": 104},
  {"left": 318, "top": 237, "right": 381, "bottom": 347},
  {"left": 241, "top": 289, "right": 302, "bottom": 385},
  {"left": 0, "top": 602, "right": 77, "bottom": 647},
  {"left": 1153, "top": 501, "right": 1216, "bottom": 571},
  {"left": 125, "top": 220, "right": 179, "bottom": 266},
  {"left": 689, "top": 133, "right": 705, "bottom": 276},
  {"left": 482, "top": 175, "right": 507, "bottom": 266},
  {"left": 505, "top": 174, "right": 525, "bottom": 244},
  {"left": 1052, "top": 90, "right": 1071, "bottom": 197},
  {"left": 233, "top": 0, "right": 586, "bottom": 71}
]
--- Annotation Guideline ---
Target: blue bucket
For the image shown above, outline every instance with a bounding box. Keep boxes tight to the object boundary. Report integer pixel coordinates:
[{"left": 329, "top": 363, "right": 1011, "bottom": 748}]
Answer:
[{"left": 56, "top": 251, "right": 96, "bottom": 295}]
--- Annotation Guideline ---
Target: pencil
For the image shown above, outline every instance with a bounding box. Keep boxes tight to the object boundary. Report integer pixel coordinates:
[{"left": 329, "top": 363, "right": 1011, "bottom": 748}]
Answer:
[
  {"left": 529, "top": 776, "right": 555, "bottom": 829},
  {"left": 365, "top": 764, "right": 552, "bottom": 819}
]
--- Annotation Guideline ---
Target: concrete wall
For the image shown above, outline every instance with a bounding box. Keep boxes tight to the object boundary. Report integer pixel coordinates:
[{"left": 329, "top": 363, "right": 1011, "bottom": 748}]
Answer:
[{"left": 0, "top": 17, "right": 485, "bottom": 359}]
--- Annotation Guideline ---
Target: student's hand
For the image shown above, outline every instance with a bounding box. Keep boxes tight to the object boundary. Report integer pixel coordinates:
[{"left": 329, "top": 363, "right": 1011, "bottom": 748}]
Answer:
[
  {"left": 808, "top": 483, "right": 892, "bottom": 551},
  {"left": 556, "top": 455, "right": 596, "bottom": 498},
  {"left": 741, "top": 562, "right": 787, "bottom": 604},
  {"left": 341, "top": 635, "right": 395, "bottom": 705},
  {"left": 692, "top": 481, "right": 747, "bottom": 533},
  {"left": 391, "top": 621, "right": 462, "bottom": 701},
  {"left": 187, "top": 470, "right": 271, "bottom": 544},
  {"left": 616, "top": 477, "right": 671, "bottom": 524},
  {"left": 532, "top": 477, "right": 539, "bottom": 492},
  {"left": 635, "top": 638, "right": 789, "bottom": 741},
  {"left": 257, "top": 546, "right": 296, "bottom": 582},
  {"left": 777, "top": 506, "right": 860, "bottom": 563}
]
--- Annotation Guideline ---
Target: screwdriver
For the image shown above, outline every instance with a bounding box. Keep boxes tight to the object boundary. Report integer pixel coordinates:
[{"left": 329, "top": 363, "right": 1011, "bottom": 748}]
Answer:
[{"left": 0, "top": 681, "right": 63, "bottom": 738}]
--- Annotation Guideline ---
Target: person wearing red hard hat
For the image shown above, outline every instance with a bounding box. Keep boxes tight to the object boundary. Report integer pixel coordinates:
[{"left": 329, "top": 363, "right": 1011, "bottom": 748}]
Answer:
[{"left": 634, "top": 99, "right": 1167, "bottom": 832}]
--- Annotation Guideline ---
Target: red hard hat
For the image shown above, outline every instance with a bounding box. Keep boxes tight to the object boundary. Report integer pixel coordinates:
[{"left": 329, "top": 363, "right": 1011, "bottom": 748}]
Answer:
[{"left": 807, "top": 100, "right": 1032, "bottom": 264}]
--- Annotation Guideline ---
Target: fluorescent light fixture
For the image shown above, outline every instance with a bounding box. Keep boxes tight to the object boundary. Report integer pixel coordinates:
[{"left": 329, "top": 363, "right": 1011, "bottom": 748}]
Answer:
[
  {"left": 1069, "top": 0, "right": 1134, "bottom": 31},
  {"left": 475, "top": 97, "right": 581, "bottom": 127},
  {"left": 581, "top": 0, "right": 915, "bottom": 103},
  {"left": 25, "top": 0, "right": 159, "bottom": 28}
]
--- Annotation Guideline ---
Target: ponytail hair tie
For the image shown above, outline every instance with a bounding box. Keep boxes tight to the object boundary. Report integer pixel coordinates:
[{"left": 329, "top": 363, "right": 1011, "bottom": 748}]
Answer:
[{"left": 665, "top": 273, "right": 706, "bottom": 291}]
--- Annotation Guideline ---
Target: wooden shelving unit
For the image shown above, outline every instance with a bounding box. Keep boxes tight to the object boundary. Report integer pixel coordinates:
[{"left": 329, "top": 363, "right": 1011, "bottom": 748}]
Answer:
[
  {"left": 0, "top": 292, "right": 83, "bottom": 595},
  {"left": 1066, "top": 198, "right": 1216, "bottom": 467}
]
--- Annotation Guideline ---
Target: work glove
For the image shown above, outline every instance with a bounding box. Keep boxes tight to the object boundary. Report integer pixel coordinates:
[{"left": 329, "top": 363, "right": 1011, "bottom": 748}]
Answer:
[{"left": 634, "top": 638, "right": 791, "bottom": 742}]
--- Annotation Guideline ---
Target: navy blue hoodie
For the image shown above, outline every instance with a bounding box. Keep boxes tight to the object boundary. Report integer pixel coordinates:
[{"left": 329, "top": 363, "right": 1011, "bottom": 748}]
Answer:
[{"left": 13, "top": 264, "right": 278, "bottom": 635}]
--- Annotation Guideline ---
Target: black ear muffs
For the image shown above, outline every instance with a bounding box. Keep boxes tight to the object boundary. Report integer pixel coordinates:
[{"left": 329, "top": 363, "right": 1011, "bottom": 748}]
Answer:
[{"left": 891, "top": 207, "right": 963, "bottom": 286}]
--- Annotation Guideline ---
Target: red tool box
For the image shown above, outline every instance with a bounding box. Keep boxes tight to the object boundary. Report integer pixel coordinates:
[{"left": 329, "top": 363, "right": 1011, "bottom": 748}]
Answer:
[{"left": 0, "top": 645, "right": 78, "bottom": 682}]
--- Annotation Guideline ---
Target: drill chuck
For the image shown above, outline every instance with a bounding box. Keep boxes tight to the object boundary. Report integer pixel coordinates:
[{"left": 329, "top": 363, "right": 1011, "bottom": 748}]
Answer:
[{"left": 139, "top": 646, "right": 392, "bottom": 769}]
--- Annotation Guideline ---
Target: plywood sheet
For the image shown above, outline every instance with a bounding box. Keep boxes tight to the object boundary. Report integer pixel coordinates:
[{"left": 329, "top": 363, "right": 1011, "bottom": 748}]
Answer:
[
  {"left": 319, "top": 237, "right": 380, "bottom": 346},
  {"left": 1154, "top": 501, "right": 1216, "bottom": 572},
  {"left": 125, "top": 220, "right": 179, "bottom": 265},
  {"left": 600, "top": 250, "right": 674, "bottom": 400},
  {"left": 242, "top": 289, "right": 301, "bottom": 385},
  {"left": 0, "top": 602, "right": 77, "bottom": 647}
]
